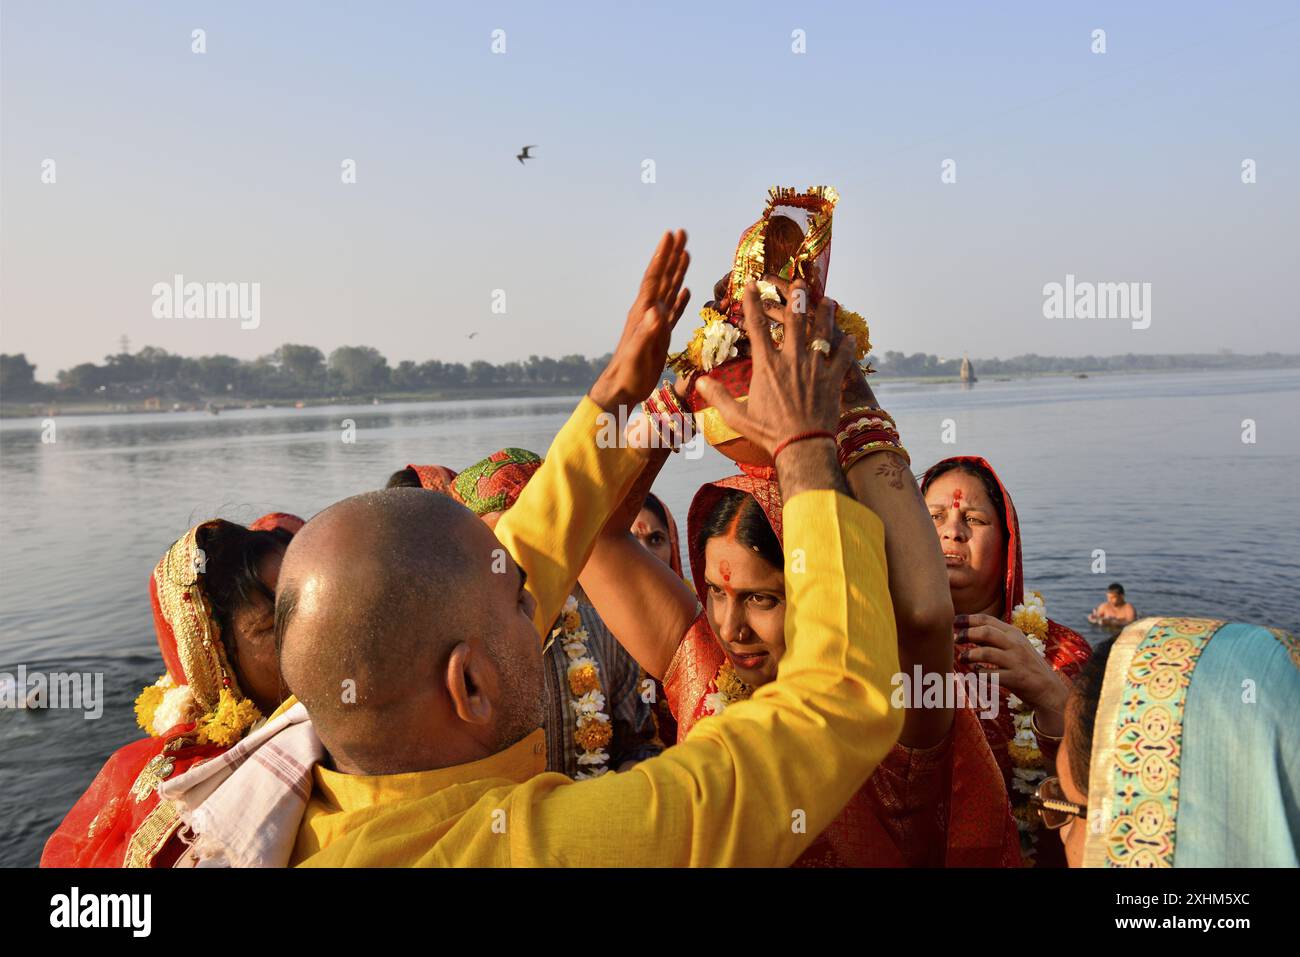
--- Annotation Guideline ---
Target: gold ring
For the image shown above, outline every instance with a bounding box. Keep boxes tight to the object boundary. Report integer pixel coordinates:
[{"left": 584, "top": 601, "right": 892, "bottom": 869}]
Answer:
[{"left": 809, "top": 338, "right": 831, "bottom": 356}]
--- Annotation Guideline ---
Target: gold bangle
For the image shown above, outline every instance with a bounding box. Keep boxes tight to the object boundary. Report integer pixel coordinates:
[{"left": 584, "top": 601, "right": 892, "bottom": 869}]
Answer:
[
  {"left": 656, "top": 380, "right": 687, "bottom": 417},
  {"left": 841, "top": 404, "right": 891, "bottom": 419},
  {"left": 1030, "top": 710, "right": 1064, "bottom": 743},
  {"left": 842, "top": 441, "right": 910, "bottom": 471},
  {"left": 837, "top": 406, "right": 896, "bottom": 435},
  {"left": 639, "top": 398, "right": 684, "bottom": 453}
]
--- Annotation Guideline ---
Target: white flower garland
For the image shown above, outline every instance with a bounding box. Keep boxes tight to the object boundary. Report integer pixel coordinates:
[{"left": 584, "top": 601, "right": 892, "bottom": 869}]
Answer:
[
  {"left": 1007, "top": 591, "right": 1051, "bottom": 859},
  {"left": 699, "top": 319, "right": 741, "bottom": 372},
  {"left": 148, "top": 674, "right": 199, "bottom": 736},
  {"left": 556, "top": 596, "right": 612, "bottom": 779},
  {"left": 701, "top": 661, "right": 753, "bottom": 719}
]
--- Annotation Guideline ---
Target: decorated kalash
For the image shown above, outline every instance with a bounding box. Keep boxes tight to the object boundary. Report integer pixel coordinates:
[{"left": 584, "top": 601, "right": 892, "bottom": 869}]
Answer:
[
  {"left": 643, "top": 185, "right": 889, "bottom": 731},
  {"left": 656, "top": 185, "right": 873, "bottom": 466}
]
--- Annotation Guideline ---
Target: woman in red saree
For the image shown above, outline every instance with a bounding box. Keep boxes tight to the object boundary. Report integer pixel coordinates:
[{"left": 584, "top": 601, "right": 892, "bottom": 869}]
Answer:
[
  {"left": 41, "top": 512, "right": 302, "bottom": 868},
  {"left": 921, "top": 457, "right": 1092, "bottom": 866},
  {"left": 654, "top": 468, "right": 1020, "bottom": 866}
]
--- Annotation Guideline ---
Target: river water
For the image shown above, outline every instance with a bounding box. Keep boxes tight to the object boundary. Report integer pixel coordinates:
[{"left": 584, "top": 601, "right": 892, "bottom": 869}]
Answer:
[{"left": 2, "top": 368, "right": 1297, "bottom": 865}]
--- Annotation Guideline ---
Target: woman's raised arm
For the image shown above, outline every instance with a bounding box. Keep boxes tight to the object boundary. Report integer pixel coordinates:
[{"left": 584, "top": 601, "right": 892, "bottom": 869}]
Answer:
[{"left": 578, "top": 442, "right": 698, "bottom": 680}]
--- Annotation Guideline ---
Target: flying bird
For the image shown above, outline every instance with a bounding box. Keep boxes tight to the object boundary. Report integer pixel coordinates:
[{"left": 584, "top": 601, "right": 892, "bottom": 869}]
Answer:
[
  {"left": 467, "top": 332, "right": 479, "bottom": 339},
  {"left": 516, "top": 145, "right": 537, "bottom": 165}
]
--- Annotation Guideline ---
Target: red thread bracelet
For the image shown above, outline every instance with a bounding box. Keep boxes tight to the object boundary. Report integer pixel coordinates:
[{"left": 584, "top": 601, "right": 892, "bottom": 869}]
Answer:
[{"left": 772, "top": 430, "right": 835, "bottom": 462}]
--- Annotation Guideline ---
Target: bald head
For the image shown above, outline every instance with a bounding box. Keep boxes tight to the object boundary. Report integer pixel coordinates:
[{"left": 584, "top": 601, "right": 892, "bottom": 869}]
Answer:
[{"left": 276, "top": 488, "right": 517, "bottom": 766}]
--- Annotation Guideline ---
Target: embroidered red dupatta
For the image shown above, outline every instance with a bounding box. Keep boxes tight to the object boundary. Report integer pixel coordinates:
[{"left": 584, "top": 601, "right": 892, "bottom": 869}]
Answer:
[
  {"left": 664, "top": 468, "right": 1019, "bottom": 866},
  {"left": 41, "top": 512, "right": 301, "bottom": 868},
  {"left": 921, "top": 456, "right": 1092, "bottom": 866}
]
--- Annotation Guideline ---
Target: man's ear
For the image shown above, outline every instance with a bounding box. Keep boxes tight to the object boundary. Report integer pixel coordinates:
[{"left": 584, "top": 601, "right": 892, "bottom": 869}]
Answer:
[{"left": 445, "top": 641, "right": 494, "bottom": 725}]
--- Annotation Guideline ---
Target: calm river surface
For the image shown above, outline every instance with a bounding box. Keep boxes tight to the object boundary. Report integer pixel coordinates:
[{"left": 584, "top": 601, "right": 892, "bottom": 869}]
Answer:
[{"left": 2, "top": 369, "right": 1298, "bottom": 865}]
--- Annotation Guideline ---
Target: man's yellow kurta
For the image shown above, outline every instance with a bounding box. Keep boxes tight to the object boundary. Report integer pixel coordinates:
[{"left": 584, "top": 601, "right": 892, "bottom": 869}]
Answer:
[{"left": 290, "top": 397, "right": 903, "bottom": 866}]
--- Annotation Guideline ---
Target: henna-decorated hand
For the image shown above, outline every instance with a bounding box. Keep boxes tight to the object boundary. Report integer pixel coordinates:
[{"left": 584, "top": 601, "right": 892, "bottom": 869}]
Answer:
[{"left": 695, "top": 280, "right": 854, "bottom": 459}]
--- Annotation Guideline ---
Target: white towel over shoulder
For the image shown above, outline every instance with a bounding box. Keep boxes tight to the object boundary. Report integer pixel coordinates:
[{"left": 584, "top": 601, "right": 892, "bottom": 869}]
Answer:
[{"left": 158, "top": 702, "right": 324, "bottom": 868}]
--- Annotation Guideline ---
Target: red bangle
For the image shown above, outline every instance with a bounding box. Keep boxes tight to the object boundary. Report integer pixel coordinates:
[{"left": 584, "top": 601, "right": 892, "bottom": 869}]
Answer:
[{"left": 772, "top": 430, "right": 835, "bottom": 462}]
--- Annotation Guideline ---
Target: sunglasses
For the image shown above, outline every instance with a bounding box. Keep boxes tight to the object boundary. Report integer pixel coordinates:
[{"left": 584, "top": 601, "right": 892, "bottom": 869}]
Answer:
[{"left": 1029, "top": 776, "right": 1087, "bottom": 830}]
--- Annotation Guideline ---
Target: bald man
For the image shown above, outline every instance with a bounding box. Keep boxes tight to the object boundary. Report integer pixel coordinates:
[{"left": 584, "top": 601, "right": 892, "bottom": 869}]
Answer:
[{"left": 278, "top": 489, "right": 549, "bottom": 774}]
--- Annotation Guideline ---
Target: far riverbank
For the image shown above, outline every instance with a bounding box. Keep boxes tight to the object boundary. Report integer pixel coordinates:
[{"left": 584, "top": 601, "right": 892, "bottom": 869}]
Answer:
[{"left": 0, "top": 366, "right": 1227, "bottom": 420}]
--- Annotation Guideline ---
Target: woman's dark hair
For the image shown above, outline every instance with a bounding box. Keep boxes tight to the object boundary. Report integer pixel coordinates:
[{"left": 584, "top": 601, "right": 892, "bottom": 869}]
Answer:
[
  {"left": 922, "top": 460, "right": 1007, "bottom": 530},
  {"left": 694, "top": 488, "right": 783, "bottom": 573},
  {"left": 1065, "top": 637, "right": 1116, "bottom": 792},
  {"left": 640, "top": 492, "right": 669, "bottom": 529},
  {"left": 198, "top": 521, "right": 288, "bottom": 659},
  {"left": 386, "top": 467, "right": 422, "bottom": 489},
  {"left": 711, "top": 272, "right": 731, "bottom": 305}
]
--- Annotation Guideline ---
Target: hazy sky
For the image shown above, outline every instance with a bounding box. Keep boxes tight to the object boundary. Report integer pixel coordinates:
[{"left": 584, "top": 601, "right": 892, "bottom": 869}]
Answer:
[{"left": 2, "top": 1, "right": 1297, "bottom": 380}]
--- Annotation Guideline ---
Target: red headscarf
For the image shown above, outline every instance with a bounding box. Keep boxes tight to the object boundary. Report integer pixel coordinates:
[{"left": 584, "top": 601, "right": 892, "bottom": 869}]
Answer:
[
  {"left": 663, "top": 466, "right": 781, "bottom": 743},
  {"left": 921, "top": 456, "right": 1092, "bottom": 866},
  {"left": 684, "top": 465, "right": 782, "bottom": 602},
  {"left": 247, "top": 512, "right": 305, "bottom": 534},
  {"left": 405, "top": 464, "right": 459, "bottom": 496},
  {"left": 668, "top": 468, "right": 1019, "bottom": 866},
  {"left": 41, "top": 512, "right": 301, "bottom": 868},
  {"left": 919, "top": 455, "right": 1092, "bottom": 674}
]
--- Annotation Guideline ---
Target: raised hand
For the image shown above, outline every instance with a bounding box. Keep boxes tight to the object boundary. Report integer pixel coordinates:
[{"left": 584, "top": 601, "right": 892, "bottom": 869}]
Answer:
[
  {"left": 956, "top": 612, "right": 1070, "bottom": 733},
  {"left": 590, "top": 230, "right": 691, "bottom": 412},
  {"left": 759, "top": 272, "right": 873, "bottom": 410},
  {"left": 695, "top": 279, "right": 854, "bottom": 460}
]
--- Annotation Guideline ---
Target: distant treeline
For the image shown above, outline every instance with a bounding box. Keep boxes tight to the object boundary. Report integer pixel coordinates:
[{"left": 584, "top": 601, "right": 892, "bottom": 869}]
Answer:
[
  {"left": 870, "top": 350, "right": 1300, "bottom": 377},
  {"left": 1, "top": 346, "right": 1297, "bottom": 403},
  {"left": 0, "top": 346, "right": 615, "bottom": 402}
]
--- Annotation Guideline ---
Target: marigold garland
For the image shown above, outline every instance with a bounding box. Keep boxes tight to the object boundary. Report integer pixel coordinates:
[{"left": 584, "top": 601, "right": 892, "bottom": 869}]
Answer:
[
  {"left": 134, "top": 673, "right": 201, "bottom": 737},
  {"left": 669, "top": 303, "right": 873, "bottom": 379},
  {"left": 702, "top": 660, "right": 754, "bottom": 718},
  {"left": 1007, "top": 590, "right": 1051, "bottom": 864},
  {"left": 193, "top": 688, "right": 262, "bottom": 747},
  {"left": 134, "top": 673, "right": 260, "bottom": 746},
  {"left": 568, "top": 662, "right": 600, "bottom": 696},
  {"left": 133, "top": 681, "right": 166, "bottom": 733},
  {"left": 557, "top": 595, "right": 613, "bottom": 779}
]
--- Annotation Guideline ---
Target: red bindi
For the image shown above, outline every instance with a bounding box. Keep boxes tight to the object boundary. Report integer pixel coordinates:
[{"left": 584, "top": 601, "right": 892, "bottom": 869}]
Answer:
[
  {"left": 951, "top": 489, "right": 963, "bottom": 510},
  {"left": 632, "top": 521, "right": 650, "bottom": 535},
  {"left": 719, "top": 559, "right": 732, "bottom": 583}
]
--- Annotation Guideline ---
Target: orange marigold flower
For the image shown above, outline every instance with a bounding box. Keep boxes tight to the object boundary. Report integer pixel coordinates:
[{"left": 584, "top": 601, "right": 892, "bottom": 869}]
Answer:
[
  {"left": 574, "top": 717, "right": 612, "bottom": 752},
  {"left": 1008, "top": 740, "right": 1044, "bottom": 769},
  {"left": 567, "top": 663, "right": 600, "bottom": 696}
]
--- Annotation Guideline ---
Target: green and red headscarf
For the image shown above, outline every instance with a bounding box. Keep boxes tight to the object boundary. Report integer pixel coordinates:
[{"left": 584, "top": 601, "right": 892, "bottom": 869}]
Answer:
[{"left": 451, "top": 448, "right": 543, "bottom": 516}]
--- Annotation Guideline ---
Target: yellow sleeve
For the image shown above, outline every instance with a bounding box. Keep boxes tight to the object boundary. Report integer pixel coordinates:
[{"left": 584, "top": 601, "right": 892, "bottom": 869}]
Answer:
[
  {"left": 495, "top": 490, "right": 903, "bottom": 866},
  {"left": 267, "top": 695, "right": 299, "bottom": 722},
  {"left": 493, "top": 395, "right": 646, "bottom": 638}
]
